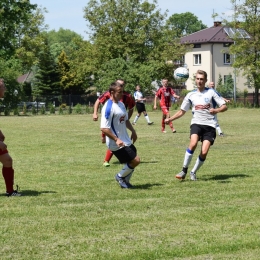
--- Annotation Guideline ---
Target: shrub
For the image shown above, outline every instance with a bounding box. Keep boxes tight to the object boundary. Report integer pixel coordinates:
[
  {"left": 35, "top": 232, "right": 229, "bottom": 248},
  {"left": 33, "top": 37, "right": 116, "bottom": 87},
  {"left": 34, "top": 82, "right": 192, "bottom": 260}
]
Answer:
[
  {"left": 74, "top": 103, "right": 82, "bottom": 114},
  {"left": 13, "top": 108, "right": 19, "bottom": 116},
  {"left": 40, "top": 106, "right": 45, "bottom": 115},
  {"left": 32, "top": 106, "right": 36, "bottom": 115},
  {"left": 59, "top": 107, "right": 63, "bottom": 115},
  {"left": 49, "top": 105, "right": 55, "bottom": 114}
]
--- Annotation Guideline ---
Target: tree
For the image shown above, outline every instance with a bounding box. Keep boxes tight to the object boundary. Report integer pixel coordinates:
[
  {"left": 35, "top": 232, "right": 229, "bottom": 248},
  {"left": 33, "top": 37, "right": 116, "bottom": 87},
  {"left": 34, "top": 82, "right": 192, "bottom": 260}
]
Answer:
[
  {"left": 229, "top": 0, "right": 260, "bottom": 107},
  {"left": 33, "top": 38, "right": 60, "bottom": 96},
  {"left": 83, "top": 0, "right": 188, "bottom": 85},
  {"left": 0, "top": 0, "right": 37, "bottom": 58},
  {"left": 166, "top": 12, "right": 207, "bottom": 38}
]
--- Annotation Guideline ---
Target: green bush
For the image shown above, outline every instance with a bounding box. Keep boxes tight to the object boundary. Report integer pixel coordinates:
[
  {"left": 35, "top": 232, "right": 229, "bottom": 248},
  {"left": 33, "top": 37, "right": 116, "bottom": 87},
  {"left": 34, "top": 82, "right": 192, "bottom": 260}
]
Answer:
[
  {"left": 74, "top": 104, "right": 82, "bottom": 114},
  {"left": 59, "top": 107, "right": 63, "bottom": 115},
  {"left": 13, "top": 108, "right": 19, "bottom": 116},
  {"left": 32, "top": 106, "right": 36, "bottom": 115},
  {"left": 4, "top": 108, "right": 10, "bottom": 116},
  {"left": 49, "top": 105, "right": 55, "bottom": 114},
  {"left": 40, "top": 106, "right": 45, "bottom": 115}
]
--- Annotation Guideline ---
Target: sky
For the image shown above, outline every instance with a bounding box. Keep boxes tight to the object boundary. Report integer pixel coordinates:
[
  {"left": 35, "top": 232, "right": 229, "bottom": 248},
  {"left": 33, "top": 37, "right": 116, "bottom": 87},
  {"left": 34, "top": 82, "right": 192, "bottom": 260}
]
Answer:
[{"left": 31, "top": 0, "right": 235, "bottom": 40}]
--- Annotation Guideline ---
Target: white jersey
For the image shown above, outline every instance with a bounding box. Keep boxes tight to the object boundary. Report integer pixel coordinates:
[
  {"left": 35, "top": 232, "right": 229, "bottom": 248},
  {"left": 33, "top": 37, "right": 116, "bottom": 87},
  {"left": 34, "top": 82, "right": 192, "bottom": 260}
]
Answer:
[
  {"left": 181, "top": 87, "right": 226, "bottom": 128},
  {"left": 100, "top": 99, "right": 132, "bottom": 151},
  {"left": 134, "top": 90, "right": 144, "bottom": 103}
]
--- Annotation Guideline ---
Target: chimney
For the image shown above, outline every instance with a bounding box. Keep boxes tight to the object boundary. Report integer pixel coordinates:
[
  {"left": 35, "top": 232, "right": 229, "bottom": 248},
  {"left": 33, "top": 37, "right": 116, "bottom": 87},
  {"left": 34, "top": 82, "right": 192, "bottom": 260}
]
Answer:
[{"left": 214, "top": 21, "right": 222, "bottom": 27}]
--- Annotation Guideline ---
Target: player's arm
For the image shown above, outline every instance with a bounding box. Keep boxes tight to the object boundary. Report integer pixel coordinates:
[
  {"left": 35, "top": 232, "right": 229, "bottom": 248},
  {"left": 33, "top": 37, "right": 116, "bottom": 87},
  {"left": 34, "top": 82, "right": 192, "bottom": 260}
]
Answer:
[
  {"left": 209, "top": 104, "right": 228, "bottom": 115},
  {"left": 127, "top": 108, "right": 134, "bottom": 120},
  {"left": 125, "top": 120, "right": 137, "bottom": 143},
  {"left": 100, "top": 127, "right": 124, "bottom": 147},
  {"left": 223, "top": 98, "right": 230, "bottom": 103},
  {"left": 153, "top": 95, "right": 158, "bottom": 109},
  {"left": 93, "top": 99, "right": 101, "bottom": 121},
  {"left": 165, "top": 109, "right": 186, "bottom": 124},
  {"left": 0, "top": 130, "right": 5, "bottom": 141}
]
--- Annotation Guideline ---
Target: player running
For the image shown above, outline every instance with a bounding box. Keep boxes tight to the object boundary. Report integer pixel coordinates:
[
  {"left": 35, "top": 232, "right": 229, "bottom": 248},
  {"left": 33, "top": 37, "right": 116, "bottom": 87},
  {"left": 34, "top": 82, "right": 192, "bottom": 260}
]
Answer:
[
  {"left": 154, "top": 78, "right": 180, "bottom": 133},
  {"left": 165, "top": 70, "right": 228, "bottom": 181},
  {"left": 92, "top": 79, "right": 135, "bottom": 167}
]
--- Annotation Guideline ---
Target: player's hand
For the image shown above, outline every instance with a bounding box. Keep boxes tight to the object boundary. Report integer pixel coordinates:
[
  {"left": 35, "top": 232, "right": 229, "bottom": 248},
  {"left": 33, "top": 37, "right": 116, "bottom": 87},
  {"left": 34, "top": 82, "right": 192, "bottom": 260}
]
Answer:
[
  {"left": 153, "top": 105, "right": 157, "bottom": 110},
  {"left": 209, "top": 108, "right": 217, "bottom": 115},
  {"left": 0, "top": 141, "right": 7, "bottom": 151},
  {"left": 131, "top": 131, "right": 137, "bottom": 144},
  {"left": 165, "top": 118, "right": 170, "bottom": 124},
  {"left": 0, "top": 130, "right": 5, "bottom": 142},
  {"left": 92, "top": 114, "right": 98, "bottom": 121}
]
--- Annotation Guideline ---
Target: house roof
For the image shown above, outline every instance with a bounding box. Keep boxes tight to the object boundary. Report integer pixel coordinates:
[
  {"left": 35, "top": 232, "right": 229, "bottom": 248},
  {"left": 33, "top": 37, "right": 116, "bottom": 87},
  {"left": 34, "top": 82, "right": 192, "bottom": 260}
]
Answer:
[
  {"left": 181, "top": 22, "right": 234, "bottom": 44},
  {"left": 17, "top": 71, "right": 33, "bottom": 84}
]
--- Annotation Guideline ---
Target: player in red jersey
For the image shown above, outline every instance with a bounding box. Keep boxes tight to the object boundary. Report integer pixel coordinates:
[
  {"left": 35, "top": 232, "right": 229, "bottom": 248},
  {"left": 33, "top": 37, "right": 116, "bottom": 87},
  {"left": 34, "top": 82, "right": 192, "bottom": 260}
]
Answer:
[
  {"left": 92, "top": 79, "right": 135, "bottom": 166},
  {"left": 153, "top": 78, "right": 180, "bottom": 133},
  {"left": 0, "top": 79, "right": 21, "bottom": 196}
]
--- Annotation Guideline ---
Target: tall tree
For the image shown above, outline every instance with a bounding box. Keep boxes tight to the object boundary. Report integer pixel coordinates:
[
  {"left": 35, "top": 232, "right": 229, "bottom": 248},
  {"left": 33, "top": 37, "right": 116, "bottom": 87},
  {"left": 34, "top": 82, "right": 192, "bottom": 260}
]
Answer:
[
  {"left": 84, "top": 0, "right": 187, "bottom": 84},
  {"left": 33, "top": 38, "right": 60, "bottom": 96},
  {"left": 229, "top": 0, "right": 260, "bottom": 106},
  {"left": 0, "top": 0, "right": 37, "bottom": 58},
  {"left": 166, "top": 12, "right": 207, "bottom": 37}
]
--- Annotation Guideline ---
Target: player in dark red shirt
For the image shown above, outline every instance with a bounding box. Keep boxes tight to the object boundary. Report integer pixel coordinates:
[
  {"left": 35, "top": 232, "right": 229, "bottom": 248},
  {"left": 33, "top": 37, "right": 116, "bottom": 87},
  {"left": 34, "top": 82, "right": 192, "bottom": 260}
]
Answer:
[
  {"left": 154, "top": 78, "right": 180, "bottom": 133},
  {"left": 0, "top": 79, "right": 21, "bottom": 196},
  {"left": 92, "top": 79, "right": 135, "bottom": 166}
]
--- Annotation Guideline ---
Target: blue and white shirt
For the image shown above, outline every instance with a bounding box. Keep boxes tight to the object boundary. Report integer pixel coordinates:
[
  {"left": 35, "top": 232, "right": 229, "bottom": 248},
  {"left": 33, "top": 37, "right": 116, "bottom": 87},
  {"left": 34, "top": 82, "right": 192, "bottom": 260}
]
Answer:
[
  {"left": 181, "top": 87, "right": 226, "bottom": 128},
  {"left": 100, "top": 99, "right": 132, "bottom": 151},
  {"left": 134, "top": 90, "right": 144, "bottom": 103}
]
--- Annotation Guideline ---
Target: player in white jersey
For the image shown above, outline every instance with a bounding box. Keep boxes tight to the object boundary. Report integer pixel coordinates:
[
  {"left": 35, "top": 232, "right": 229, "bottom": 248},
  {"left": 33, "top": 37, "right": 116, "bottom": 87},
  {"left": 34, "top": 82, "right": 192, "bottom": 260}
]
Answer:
[
  {"left": 100, "top": 82, "right": 140, "bottom": 188},
  {"left": 165, "top": 70, "right": 228, "bottom": 181},
  {"left": 132, "top": 85, "right": 153, "bottom": 125}
]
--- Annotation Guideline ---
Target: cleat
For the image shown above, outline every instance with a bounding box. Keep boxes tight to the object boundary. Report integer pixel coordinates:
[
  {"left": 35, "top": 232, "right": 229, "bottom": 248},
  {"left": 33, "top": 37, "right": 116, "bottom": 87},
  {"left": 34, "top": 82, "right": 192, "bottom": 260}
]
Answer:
[
  {"left": 6, "top": 185, "right": 22, "bottom": 197},
  {"left": 148, "top": 122, "right": 154, "bottom": 125},
  {"left": 190, "top": 172, "right": 197, "bottom": 181},
  {"left": 219, "top": 133, "right": 224, "bottom": 137},
  {"left": 132, "top": 122, "right": 136, "bottom": 125},
  {"left": 103, "top": 161, "right": 110, "bottom": 167},
  {"left": 172, "top": 129, "right": 176, "bottom": 133},
  {"left": 115, "top": 174, "right": 129, "bottom": 189},
  {"left": 176, "top": 171, "right": 187, "bottom": 180},
  {"left": 162, "top": 130, "right": 167, "bottom": 133}
]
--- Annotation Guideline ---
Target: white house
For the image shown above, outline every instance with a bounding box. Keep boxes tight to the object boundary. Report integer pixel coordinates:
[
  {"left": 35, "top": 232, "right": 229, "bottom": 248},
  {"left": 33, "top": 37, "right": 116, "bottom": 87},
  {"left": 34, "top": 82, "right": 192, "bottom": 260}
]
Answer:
[{"left": 180, "top": 21, "right": 251, "bottom": 93}]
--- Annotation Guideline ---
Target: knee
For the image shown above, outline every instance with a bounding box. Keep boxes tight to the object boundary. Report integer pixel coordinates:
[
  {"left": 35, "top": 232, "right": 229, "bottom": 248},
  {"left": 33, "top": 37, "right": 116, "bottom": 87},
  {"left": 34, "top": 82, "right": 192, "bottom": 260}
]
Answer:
[
  {"left": 131, "top": 156, "right": 140, "bottom": 168},
  {"left": 2, "top": 155, "right": 12, "bottom": 167}
]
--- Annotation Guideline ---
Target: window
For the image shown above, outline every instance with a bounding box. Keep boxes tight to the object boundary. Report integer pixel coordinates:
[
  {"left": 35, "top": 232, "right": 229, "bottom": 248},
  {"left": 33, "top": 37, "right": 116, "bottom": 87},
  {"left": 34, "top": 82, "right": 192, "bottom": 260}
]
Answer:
[
  {"left": 193, "top": 54, "right": 201, "bottom": 65},
  {"left": 193, "top": 44, "right": 201, "bottom": 48},
  {"left": 224, "top": 53, "right": 231, "bottom": 64}
]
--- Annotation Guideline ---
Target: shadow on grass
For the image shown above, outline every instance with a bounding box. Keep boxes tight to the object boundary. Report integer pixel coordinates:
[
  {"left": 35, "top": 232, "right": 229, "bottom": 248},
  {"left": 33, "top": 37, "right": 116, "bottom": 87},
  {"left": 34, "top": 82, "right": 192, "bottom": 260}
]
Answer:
[
  {"left": 203, "top": 174, "right": 249, "bottom": 182},
  {"left": 4, "top": 190, "right": 57, "bottom": 197},
  {"left": 131, "top": 183, "right": 163, "bottom": 189}
]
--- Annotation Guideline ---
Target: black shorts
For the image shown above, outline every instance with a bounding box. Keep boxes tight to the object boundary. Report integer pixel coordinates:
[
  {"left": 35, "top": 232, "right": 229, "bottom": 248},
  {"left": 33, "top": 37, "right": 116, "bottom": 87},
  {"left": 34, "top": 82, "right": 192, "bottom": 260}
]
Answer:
[
  {"left": 112, "top": 144, "right": 137, "bottom": 164},
  {"left": 136, "top": 103, "right": 146, "bottom": 113},
  {"left": 190, "top": 124, "right": 216, "bottom": 145}
]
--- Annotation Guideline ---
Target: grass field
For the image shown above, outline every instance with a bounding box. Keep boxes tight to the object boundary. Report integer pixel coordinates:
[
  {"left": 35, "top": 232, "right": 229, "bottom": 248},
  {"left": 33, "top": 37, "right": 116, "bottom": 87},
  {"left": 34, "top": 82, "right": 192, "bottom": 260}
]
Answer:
[{"left": 1, "top": 108, "right": 260, "bottom": 259}]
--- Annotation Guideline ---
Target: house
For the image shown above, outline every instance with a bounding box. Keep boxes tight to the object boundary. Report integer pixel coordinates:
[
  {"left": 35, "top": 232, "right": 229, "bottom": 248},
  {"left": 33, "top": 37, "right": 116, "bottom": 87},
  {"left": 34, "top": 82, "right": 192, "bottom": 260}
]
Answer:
[{"left": 180, "top": 21, "right": 251, "bottom": 94}]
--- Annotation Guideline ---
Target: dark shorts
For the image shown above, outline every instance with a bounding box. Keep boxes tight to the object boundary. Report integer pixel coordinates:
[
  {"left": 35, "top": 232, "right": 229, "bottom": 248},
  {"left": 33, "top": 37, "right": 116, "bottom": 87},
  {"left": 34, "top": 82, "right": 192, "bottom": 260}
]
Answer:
[
  {"left": 112, "top": 144, "right": 137, "bottom": 164},
  {"left": 136, "top": 103, "right": 146, "bottom": 113},
  {"left": 190, "top": 124, "right": 216, "bottom": 145}
]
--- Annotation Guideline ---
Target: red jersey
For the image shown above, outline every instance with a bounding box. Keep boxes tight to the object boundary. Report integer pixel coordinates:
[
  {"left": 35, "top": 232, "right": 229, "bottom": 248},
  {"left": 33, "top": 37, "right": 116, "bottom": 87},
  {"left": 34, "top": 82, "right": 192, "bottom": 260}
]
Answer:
[
  {"left": 156, "top": 86, "right": 176, "bottom": 108},
  {"left": 98, "top": 91, "right": 135, "bottom": 110}
]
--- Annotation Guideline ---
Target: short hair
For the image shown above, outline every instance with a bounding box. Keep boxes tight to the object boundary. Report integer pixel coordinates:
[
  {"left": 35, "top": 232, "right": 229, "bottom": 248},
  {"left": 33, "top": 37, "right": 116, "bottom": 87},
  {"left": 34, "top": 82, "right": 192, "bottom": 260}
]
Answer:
[
  {"left": 116, "top": 78, "right": 125, "bottom": 86},
  {"left": 109, "top": 81, "right": 123, "bottom": 94},
  {"left": 196, "top": 70, "right": 207, "bottom": 80}
]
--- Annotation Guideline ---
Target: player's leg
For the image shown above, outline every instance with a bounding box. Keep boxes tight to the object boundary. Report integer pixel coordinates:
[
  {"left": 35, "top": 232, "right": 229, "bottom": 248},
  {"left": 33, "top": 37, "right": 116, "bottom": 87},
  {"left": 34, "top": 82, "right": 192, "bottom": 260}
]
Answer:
[
  {"left": 113, "top": 145, "right": 140, "bottom": 188},
  {"left": 0, "top": 151, "right": 21, "bottom": 196},
  {"left": 161, "top": 112, "right": 167, "bottom": 133},
  {"left": 190, "top": 126, "right": 216, "bottom": 180},
  {"left": 103, "top": 149, "right": 113, "bottom": 167},
  {"left": 132, "top": 112, "right": 140, "bottom": 125},
  {"left": 176, "top": 133, "right": 199, "bottom": 180},
  {"left": 166, "top": 112, "right": 176, "bottom": 133}
]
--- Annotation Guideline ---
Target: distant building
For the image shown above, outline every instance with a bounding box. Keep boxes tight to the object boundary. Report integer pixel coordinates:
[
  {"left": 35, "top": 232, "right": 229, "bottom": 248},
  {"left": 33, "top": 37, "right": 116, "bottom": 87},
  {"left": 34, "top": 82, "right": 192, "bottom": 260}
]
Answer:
[{"left": 180, "top": 21, "right": 251, "bottom": 93}]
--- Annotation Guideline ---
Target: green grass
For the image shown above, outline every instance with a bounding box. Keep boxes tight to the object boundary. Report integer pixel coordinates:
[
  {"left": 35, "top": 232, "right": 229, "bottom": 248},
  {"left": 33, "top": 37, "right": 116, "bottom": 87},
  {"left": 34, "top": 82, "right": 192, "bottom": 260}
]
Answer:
[{"left": 1, "top": 108, "right": 260, "bottom": 259}]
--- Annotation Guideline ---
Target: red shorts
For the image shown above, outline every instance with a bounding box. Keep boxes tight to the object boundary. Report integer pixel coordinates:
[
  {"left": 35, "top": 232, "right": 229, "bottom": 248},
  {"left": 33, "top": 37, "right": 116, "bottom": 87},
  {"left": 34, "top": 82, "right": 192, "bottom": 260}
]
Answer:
[
  {"left": 161, "top": 106, "right": 170, "bottom": 115},
  {"left": 0, "top": 149, "right": 8, "bottom": 155}
]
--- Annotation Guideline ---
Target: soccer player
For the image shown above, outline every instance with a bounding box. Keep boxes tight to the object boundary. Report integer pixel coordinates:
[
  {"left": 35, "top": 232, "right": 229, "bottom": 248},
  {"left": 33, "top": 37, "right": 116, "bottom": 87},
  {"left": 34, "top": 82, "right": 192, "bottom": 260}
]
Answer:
[
  {"left": 132, "top": 85, "right": 153, "bottom": 125},
  {"left": 208, "top": 81, "right": 230, "bottom": 137},
  {"left": 100, "top": 82, "right": 140, "bottom": 188},
  {"left": 165, "top": 70, "right": 228, "bottom": 181},
  {"left": 153, "top": 78, "right": 180, "bottom": 133},
  {"left": 0, "top": 79, "right": 21, "bottom": 196},
  {"left": 92, "top": 79, "right": 135, "bottom": 167}
]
